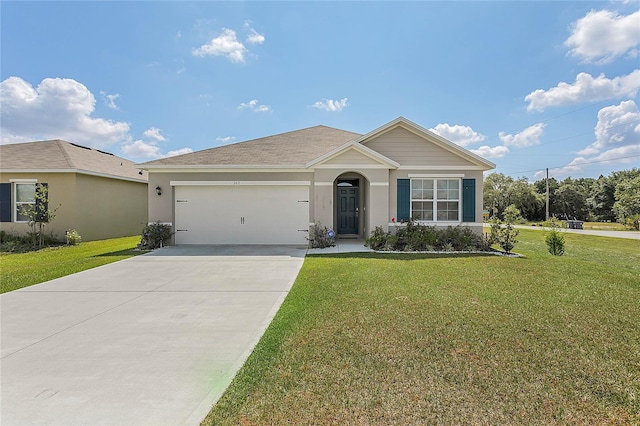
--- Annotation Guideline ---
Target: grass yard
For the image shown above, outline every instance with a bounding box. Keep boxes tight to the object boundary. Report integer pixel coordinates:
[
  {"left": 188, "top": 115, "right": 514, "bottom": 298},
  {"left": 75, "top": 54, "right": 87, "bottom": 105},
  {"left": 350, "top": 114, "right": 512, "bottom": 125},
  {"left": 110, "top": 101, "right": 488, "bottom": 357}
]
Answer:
[
  {"left": 0, "top": 236, "right": 142, "bottom": 293},
  {"left": 204, "top": 229, "right": 640, "bottom": 425},
  {"left": 527, "top": 221, "right": 630, "bottom": 231},
  {"left": 582, "top": 221, "right": 629, "bottom": 231}
]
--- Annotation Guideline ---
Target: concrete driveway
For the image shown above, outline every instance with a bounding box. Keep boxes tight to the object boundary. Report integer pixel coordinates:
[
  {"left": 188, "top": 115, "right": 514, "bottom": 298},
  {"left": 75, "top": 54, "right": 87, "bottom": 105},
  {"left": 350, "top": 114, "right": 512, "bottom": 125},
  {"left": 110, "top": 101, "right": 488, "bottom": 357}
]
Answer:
[{"left": 1, "top": 245, "right": 307, "bottom": 426}]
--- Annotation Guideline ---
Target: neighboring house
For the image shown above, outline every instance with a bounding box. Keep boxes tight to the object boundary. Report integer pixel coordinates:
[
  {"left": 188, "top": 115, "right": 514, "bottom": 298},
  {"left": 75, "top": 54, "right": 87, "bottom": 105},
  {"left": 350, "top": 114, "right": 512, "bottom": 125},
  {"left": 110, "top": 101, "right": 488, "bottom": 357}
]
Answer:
[
  {"left": 138, "top": 117, "right": 495, "bottom": 245},
  {"left": 0, "top": 140, "right": 148, "bottom": 241}
]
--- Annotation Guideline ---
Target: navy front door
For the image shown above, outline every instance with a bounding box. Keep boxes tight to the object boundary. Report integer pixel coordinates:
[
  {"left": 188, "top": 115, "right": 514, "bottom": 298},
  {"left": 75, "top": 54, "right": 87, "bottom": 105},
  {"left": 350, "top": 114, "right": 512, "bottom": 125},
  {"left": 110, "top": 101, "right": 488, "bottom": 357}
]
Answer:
[{"left": 338, "top": 187, "right": 359, "bottom": 234}]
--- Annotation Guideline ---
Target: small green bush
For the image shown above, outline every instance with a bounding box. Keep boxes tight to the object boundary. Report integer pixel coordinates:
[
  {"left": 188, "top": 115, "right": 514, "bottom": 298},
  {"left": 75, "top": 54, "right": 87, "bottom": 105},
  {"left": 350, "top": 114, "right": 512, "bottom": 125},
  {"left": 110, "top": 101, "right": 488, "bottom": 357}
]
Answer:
[
  {"left": 488, "top": 205, "right": 520, "bottom": 254},
  {"left": 138, "top": 222, "right": 173, "bottom": 250},
  {"left": 544, "top": 218, "right": 565, "bottom": 256},
  {"left": 65, "top": 229, "right": 82, "bottom": 245},
  {"left": 364, "top": 226, "right": 388, "bottom": 251},
  {"left": 545, "top": 231, "right": 565, "bottom": 256}
]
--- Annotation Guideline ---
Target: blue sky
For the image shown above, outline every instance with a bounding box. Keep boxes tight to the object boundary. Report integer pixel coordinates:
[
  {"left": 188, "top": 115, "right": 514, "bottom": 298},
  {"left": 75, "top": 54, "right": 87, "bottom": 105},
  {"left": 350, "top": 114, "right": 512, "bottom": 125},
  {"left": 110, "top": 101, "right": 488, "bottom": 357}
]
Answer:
[{"left": 1, "top": 1, "right": 639, "bottom": 181}]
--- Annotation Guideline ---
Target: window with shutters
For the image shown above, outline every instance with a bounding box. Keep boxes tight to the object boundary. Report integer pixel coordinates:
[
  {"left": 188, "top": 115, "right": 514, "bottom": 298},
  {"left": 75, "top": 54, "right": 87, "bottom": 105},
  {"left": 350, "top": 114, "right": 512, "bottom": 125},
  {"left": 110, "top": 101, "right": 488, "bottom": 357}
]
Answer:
[{"left": 411, "top": 178, "right": 460, "bottom": 221}]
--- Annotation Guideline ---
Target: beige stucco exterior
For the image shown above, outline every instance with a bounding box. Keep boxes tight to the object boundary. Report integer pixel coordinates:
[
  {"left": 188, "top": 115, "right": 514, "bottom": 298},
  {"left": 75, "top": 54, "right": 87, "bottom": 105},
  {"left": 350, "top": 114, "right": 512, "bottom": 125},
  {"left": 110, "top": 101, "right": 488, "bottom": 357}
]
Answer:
[
  {"left": 0, "top": 172, "right": 148, "bottom": 241},
  {"left": 140, "top": 118, "right": 495, "bottom": 244}
]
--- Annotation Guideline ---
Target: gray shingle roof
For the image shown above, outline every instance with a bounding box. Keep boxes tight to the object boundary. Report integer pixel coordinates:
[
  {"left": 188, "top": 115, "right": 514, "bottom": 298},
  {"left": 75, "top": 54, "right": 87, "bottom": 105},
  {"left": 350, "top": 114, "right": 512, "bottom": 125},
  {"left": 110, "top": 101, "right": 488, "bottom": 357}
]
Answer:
[
  {"left": 0, "top": 139, "right": 147, "bottom": 182},
  {"left": 139, "top": 125, "right": 362, "bottom": 167}
]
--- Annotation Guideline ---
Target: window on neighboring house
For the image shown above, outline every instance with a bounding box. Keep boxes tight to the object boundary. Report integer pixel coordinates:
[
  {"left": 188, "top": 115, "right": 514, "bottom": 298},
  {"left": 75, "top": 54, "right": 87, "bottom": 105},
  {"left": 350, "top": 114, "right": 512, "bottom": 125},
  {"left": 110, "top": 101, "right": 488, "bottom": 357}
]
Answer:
[
  {"left": 15, "top": 183, "right": 36, "bottom": 222},
  {"left": 411, "top": 178, "right": 460, "bottom": 221}
]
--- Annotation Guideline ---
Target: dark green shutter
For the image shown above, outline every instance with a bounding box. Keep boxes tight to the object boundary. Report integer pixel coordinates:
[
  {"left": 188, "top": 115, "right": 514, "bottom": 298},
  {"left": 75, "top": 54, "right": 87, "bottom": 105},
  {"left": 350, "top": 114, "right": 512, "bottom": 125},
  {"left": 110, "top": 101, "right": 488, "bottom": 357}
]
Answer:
[
  {"left": 462, "top": 178, "right": 475, "bottom": 222},
  {"left": 397, "top": 179, "right": 410, "bottom": 221},
  {"left": 36, "top": 183, "right": 49, "bottom": 222},
  {"left": 0, "top": 183, "right": 11, "bottom": 222}
]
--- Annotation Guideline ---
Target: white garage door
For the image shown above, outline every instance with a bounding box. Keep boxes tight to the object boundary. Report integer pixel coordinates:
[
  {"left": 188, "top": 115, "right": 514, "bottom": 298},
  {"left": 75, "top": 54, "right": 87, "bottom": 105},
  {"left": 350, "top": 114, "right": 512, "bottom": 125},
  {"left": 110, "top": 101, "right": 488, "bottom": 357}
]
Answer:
[{"left": 174, "top": 183, "right": 309, "bottom": 245}]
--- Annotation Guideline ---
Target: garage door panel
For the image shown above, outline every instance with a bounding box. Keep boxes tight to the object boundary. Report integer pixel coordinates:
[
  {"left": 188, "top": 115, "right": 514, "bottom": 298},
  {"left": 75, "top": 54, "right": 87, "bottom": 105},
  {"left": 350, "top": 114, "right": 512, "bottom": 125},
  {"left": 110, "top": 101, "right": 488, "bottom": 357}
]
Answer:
[{"left": 175, "top": 185, "right": 308, "bottom": 245}]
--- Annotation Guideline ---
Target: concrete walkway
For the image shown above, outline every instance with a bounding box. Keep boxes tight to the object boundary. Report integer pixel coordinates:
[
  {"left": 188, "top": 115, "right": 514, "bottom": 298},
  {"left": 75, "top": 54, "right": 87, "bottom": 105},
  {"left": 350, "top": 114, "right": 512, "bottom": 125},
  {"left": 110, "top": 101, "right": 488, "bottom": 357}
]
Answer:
[
  {"left": 1, "top": 245, "right": 306, "bottom": 426},
  {"left": 307, "top": 239, "right": 373, "bottom": 255}
]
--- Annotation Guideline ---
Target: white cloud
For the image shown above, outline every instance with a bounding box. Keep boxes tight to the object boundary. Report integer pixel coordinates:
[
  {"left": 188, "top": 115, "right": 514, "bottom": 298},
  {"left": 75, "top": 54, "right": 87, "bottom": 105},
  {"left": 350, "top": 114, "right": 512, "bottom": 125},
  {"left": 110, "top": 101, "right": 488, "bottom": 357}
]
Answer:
[
  {"left": 525, "top": 70, "right": 640, "bottom": 112},
  {"left": 0, "top": 76, "right": 130, "bottom": 147},
  {"left": 238, "top": 99, "right": 271, "bottom": 112},
  {"left": 537, "top": 100, "right": 640, "bottom": 178},
  {"left": 246, "top": 29, "right": 265, "bottom": 44},
  {"left": 429, "top": 123, "right": 486, "bottom": 147},
  {"left": 592, "top": 100, "right": 640, "bottom": 150},
  {"left": 311, "top": 98, "right": 348, "bottom": 112},
  {"left": 216, "top": 136, "right": 235, "bottom": 144},
  {"left": 192, "top": 28, "right": 247, "bottom": 63},
  {"left": 470, "top": 145, "right": 510, "bottom": 159},
  {"left": 499, "top": 123, "right": 545, "bottom": 148},
  {"left": 238, "top": 99, "right": 258, "bottom": 109},
  {"left": 143, "top": 127, "right": 166, "bottom": 142},
  {"left": 565, "top": 9, "right": 640, "bottom": 64},
  {"left": 121, "top": 140, "right": 161, "bottom": 159},
  {"left": 121, "top": 138, "right": 193, "bottom": 161},
  {"left": 121, "top": 127, "right": 191, "bottom": 160},
  {"left": 578, "top": 101, "right": 640, "bottom": 155},
  {"left": 242, "top": 20, "right": 265, "bottom": 44},
  {"left": 100, "top": 91, "right": 120, "bottom": 110},
  {"left": 535, "top": 158, "right": 586, "bottom": 179},
  {"left": 167, "top": 147, "right": 193, "bottom": 157}
]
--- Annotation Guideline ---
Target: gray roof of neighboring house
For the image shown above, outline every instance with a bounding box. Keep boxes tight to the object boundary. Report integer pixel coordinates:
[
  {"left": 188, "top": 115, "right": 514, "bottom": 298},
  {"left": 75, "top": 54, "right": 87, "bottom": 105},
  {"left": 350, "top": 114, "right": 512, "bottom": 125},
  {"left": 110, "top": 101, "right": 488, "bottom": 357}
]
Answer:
[
  {"left": 140, "top": 125, "right": 362, "bottom": 167},
  {"left": 0, "top": 139, "right": 147, "bottom": 182}
]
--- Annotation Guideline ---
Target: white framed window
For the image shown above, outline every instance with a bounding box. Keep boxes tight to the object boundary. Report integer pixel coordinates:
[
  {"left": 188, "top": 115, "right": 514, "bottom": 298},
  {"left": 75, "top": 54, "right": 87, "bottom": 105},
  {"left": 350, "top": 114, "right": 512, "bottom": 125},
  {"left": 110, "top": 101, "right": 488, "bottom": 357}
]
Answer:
[
  {"left": 411, "top": 178, "right": 460, "bottom": 221},
  {"left": 14, "top": 183, "right": 36, "bottom": 222}
]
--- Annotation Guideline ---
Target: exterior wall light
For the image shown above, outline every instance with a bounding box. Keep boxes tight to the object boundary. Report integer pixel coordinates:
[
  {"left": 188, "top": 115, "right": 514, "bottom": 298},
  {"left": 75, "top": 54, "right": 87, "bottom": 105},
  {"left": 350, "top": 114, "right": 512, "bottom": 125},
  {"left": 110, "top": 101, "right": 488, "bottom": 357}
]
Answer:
[{"left": 155, "top": 186, "right": 162, "bottom": 196}]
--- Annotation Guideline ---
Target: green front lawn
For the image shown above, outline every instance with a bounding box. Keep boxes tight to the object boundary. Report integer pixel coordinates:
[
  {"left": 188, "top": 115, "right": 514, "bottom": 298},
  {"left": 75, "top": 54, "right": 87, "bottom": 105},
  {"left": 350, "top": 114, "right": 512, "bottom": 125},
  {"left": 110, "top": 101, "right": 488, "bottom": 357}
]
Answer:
[
  {"left": 0, "top": 236, "right": 143, "bottom": 293},
  {"left": 582, "top": 221, "right": 629, "bottom": 231},
  {"left": 526, "top": 221, "right": 631, "bottom": 231},
  {"left": 204, "top": 230, "right": 640, "bottom": 424}
]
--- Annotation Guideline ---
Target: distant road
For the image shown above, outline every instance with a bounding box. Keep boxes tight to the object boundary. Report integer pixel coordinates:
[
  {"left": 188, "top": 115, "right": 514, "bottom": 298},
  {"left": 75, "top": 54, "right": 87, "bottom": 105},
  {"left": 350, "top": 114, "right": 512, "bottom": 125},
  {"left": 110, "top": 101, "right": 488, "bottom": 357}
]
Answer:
[{"left": 511, "top": 225, "right": 640, "bottom": 240}]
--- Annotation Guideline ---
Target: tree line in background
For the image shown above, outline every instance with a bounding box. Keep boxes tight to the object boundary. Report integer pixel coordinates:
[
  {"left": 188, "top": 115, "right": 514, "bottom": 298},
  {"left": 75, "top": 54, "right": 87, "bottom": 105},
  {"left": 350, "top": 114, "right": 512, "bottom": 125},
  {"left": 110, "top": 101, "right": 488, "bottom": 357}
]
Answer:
[{"left": 483, "top": 168, "right": 640, "bottom": 228}]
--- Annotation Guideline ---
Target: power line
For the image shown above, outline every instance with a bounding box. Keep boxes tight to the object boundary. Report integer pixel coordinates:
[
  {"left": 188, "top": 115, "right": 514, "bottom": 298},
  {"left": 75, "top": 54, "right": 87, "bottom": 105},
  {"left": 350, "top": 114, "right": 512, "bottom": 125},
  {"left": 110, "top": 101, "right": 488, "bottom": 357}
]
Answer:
[
  {"left": 500, "top": 89, "right": 640, "bottom": 139},
  {"left": 476, "top": 89, "right": 640, "bottom": 150},
  {"left": 536, "top": 119, "right": 640, "bottom": 148},
  {"left": 500, "top": 154, "right": 640, "bottom": 178}
]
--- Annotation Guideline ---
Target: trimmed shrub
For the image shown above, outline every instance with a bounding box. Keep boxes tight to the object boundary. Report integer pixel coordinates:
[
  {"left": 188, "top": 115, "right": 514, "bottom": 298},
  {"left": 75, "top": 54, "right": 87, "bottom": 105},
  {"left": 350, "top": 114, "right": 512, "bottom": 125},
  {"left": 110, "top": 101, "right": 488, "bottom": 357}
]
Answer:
[
  {"left": 364, "top": 226, "right": 388, "bottom": 251},
  {"left": 139, "top": 222, "right": 173, "bottom": 250},
  {"left": 365, "top": 220, "right": 486, "bottom": 252}
]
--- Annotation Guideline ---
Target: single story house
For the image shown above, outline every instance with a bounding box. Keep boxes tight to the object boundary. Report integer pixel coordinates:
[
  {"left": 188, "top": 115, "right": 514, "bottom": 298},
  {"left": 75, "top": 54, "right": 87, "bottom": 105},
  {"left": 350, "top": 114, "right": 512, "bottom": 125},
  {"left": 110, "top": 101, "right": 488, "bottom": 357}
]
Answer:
[
  {"left": 137, "top": 117, "right": 495, "bottom": 245},
  {"left": 0, "top": 139, "right": 148, "bottom": 241}
]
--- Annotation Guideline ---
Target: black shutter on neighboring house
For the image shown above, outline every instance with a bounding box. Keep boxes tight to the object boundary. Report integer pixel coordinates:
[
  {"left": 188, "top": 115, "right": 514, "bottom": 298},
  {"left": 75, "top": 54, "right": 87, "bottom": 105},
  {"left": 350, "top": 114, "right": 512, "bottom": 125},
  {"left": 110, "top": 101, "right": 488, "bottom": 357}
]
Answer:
[
  {"left": 36, "top": 183, "right": 49, "bottom": 222},
  {"left": 462, "top": 178, "right": 476, "bottom": 222},
  {"left": 0, "top": 183, "right": 11, "bottom": 222},
  {"left": 397, "top": 179, "right": 410, "bottom": 221}
]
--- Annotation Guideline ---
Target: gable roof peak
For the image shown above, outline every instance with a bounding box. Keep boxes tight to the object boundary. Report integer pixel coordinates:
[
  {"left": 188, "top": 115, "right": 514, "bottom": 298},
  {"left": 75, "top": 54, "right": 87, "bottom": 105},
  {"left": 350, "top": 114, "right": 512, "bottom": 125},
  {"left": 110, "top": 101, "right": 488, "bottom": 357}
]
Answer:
[
  {"left": 0, "top": 139, "right": 147, "bottom": 182},
  {"left": 356, "top": 117, "right": 496, "bottom": 170}
]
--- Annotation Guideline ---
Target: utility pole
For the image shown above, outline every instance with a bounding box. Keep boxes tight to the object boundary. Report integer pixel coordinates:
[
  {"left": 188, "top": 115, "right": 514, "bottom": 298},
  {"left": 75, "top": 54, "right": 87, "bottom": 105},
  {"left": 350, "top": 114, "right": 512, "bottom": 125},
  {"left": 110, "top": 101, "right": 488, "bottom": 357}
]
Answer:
[{"left": 545, "top": 167, "right": 549, "bottom": 220}]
